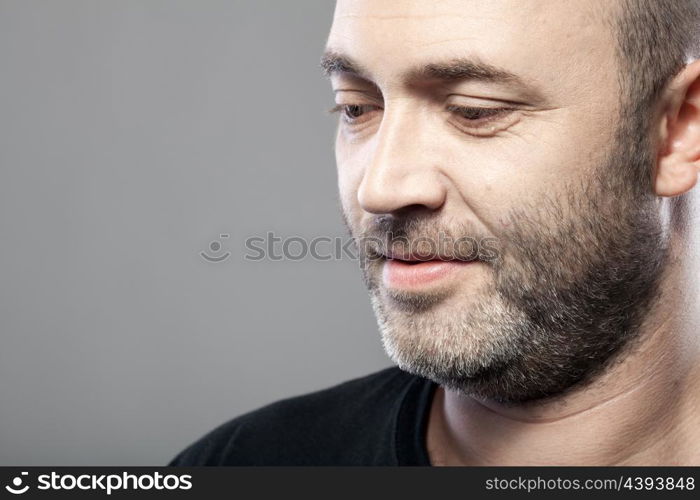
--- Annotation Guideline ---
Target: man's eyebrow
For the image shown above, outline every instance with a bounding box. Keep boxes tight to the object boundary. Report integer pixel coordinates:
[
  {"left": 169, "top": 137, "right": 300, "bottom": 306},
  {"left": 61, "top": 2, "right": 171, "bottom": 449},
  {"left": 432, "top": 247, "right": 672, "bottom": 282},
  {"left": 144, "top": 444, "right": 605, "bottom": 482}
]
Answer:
[
  {"left": 321, "top": 50, "right": 545, "bottom": 102},
  {"left": 320, "top": 50, "right": 369, "bottom": 79},
  {"left": 411, "top": 58, "right": 522, "bottom": 84}
]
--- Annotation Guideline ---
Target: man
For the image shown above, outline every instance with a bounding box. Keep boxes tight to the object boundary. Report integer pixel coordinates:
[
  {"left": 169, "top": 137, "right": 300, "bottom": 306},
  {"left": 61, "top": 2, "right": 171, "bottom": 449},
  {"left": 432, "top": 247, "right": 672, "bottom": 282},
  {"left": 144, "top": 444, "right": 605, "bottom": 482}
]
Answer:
[{"left": 170, "top": 0, "right": 700, "bottom": 465}]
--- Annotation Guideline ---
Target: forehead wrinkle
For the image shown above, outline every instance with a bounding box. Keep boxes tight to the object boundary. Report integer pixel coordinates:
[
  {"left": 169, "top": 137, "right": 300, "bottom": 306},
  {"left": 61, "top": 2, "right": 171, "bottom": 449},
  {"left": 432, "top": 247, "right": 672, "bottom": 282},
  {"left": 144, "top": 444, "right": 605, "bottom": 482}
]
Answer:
[{"left": 333, "top": 13, "right": 497, "bottom": 21}]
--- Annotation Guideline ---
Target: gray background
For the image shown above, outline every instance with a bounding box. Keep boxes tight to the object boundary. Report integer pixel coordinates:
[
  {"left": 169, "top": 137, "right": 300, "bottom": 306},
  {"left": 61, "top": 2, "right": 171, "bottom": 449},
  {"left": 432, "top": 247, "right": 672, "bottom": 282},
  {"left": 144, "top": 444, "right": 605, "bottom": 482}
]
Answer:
[{"left": 0, "top": 0, "right": 390, "bottom": 466}]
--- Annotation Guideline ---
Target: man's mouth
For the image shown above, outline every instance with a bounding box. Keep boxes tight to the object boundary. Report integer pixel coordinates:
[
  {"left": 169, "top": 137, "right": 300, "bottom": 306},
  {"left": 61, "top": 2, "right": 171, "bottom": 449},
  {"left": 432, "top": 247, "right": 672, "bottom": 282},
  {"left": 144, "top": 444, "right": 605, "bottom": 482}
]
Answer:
[{"left": 381, "top": 252, "right": 479, "bottom": 290}]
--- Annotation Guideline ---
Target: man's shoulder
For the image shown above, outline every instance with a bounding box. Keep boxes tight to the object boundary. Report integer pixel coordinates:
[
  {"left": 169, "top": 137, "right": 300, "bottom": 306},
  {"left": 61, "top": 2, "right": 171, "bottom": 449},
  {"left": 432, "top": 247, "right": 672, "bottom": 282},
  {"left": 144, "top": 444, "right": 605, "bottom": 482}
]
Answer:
[{"left": 169, "top": 365, "right": 418, "bottom": 466}]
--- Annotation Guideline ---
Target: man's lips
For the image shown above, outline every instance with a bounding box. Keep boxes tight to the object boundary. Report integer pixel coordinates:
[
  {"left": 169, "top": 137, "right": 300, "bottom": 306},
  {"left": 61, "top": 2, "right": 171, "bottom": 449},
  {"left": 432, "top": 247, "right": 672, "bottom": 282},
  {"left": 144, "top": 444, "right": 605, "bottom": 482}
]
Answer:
[{"left": 381, "top": 255, "right": 478, "bottom": 289}]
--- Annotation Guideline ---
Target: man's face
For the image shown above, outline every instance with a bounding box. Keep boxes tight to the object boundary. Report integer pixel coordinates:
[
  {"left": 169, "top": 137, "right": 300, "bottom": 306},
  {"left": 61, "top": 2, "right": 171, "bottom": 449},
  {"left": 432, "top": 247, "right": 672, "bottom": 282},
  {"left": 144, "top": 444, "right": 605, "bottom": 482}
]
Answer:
[{"left": 326, "top": 0, "right": 668, "bottom": 403}]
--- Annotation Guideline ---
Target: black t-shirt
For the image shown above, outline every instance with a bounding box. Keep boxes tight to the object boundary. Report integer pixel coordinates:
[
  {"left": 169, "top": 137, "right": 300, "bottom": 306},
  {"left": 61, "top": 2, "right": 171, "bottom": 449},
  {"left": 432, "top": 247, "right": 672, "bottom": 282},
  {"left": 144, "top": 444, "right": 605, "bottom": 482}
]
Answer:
[{"left": 168, "top": 366, "right": 437, "bottom": 466}]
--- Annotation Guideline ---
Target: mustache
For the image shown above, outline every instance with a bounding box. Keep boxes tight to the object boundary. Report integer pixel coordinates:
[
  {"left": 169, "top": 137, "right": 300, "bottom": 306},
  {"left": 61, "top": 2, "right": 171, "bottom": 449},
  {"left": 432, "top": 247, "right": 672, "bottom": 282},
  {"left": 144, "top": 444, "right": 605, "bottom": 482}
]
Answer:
[{"left": 352, "top": 215, "right": 499, "bottom": 262}]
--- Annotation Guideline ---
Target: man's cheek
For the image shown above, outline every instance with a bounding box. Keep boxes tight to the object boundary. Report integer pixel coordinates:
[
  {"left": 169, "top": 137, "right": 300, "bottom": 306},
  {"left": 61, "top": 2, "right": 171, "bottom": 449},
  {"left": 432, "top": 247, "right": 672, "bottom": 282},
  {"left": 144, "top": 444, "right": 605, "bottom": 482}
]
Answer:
[{"left": 337, "top": 169, "right": 364, "bottom": 214}]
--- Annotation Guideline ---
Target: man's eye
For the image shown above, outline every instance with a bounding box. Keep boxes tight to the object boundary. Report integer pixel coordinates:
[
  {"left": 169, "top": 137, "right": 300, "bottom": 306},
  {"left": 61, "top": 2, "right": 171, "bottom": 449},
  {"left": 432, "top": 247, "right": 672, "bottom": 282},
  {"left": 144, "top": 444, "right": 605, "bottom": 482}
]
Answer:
[
  {"left": 344, "top": 104, "right": 366, "bottom": 119},
  {"left": 330, "top": 104, "right": 381, "bottom": 123},
  {"left": 446, "top": 105, "right": 517, "bottom": 136},
  {"left": 447, "top": 105, "right": 510, "bottom": 122}
]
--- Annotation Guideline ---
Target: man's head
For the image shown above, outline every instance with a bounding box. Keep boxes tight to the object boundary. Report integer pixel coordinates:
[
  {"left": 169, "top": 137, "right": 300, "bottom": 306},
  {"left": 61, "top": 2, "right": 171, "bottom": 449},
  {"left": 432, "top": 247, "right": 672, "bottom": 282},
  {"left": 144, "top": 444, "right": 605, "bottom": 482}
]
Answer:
[{"left": 323, "top": 0, "right": 700, "bottom": 404}]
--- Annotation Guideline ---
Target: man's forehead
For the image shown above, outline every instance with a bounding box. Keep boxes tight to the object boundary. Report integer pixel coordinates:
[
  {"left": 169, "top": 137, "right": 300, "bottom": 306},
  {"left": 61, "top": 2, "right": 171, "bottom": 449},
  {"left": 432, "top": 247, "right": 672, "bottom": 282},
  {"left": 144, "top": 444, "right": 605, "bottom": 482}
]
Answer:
[
  {"left": 331, "top": 0, "right": 612, "bottom": 28},
  {"left": 327, "top": 0, "right": 618, "bottom": 101}
]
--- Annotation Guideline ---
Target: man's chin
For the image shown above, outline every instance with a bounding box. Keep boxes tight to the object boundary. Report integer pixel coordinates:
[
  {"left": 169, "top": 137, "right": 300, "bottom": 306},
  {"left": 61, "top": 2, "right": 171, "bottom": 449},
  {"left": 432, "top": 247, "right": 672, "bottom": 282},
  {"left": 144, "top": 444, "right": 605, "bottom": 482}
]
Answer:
[{"left": 368, "top": 285, "right": 537, "bottom": 401}]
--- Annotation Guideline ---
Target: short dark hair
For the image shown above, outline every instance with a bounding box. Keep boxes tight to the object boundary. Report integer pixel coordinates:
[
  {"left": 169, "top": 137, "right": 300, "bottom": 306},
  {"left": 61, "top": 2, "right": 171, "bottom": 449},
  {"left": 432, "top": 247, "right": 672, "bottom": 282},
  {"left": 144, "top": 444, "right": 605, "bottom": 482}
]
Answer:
[
  {"left": 615, "top": 0, "right": 700, "bottom": 112},
  {"left": 611, "top": 0, "right": 699, "bottom": 221}
]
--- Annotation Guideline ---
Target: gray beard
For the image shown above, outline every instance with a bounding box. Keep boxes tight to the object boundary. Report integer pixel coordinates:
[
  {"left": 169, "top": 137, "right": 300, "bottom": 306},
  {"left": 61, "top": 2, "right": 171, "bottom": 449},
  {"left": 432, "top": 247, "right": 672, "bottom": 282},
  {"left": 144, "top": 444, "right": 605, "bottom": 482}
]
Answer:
[{"left": 354, "top": 149, "right": 669, "bottom": 404}]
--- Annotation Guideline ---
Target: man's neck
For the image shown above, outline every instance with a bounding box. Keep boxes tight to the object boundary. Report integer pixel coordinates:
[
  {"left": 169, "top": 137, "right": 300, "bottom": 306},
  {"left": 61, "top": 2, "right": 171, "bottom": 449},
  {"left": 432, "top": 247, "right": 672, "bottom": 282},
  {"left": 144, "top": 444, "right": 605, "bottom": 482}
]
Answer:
[{"left": 426, "top": 237, "right": 700, "bottom": 466}]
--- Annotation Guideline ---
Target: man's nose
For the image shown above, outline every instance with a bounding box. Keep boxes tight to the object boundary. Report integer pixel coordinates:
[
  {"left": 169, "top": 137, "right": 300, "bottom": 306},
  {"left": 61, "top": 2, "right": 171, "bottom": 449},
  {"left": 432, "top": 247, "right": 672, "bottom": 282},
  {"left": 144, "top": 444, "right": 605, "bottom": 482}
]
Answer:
[{"left": 357, "top": 108, "right": 447, "bottom": 215}]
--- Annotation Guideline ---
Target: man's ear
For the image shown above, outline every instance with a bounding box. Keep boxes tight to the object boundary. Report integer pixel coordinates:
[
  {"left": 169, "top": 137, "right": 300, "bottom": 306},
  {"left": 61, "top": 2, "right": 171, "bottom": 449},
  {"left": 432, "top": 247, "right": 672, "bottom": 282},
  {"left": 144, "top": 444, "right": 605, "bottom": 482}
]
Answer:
[{"left": 656, "top": 59, "right": 700, "bottom": 197}]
